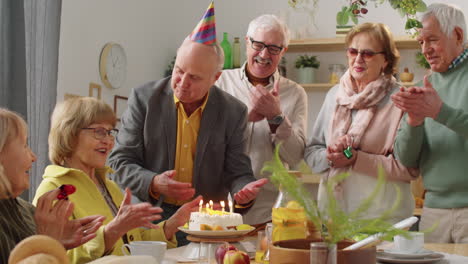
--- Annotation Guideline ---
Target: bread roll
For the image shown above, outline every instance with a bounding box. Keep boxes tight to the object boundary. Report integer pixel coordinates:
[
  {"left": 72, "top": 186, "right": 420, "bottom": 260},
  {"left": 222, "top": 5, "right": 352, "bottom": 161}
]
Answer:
[{"left": 8, "top": 235, "right": 68, "bottom": 264}]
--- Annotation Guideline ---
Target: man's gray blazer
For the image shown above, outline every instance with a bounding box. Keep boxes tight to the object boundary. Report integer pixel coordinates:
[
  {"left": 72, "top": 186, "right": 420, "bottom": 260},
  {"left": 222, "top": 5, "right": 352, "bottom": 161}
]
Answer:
[{"left": 108, "top": 77, "right": 256, "bottom": 205}]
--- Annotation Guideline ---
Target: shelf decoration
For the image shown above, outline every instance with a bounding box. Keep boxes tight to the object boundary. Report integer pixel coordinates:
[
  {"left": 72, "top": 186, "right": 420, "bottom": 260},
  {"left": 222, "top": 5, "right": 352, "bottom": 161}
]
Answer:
[{"left": 336, "top": 0, "right": 428, "bottom": 36}]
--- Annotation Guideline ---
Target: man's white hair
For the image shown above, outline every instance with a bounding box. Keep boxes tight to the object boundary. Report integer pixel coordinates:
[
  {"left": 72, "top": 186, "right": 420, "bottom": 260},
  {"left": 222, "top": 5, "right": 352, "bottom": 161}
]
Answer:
[
  {"left": 246, "top": 14, "right": 290, "bottom": 47},
  {"left": 212, "top": 42, "right": 225, "bottom": 71},
  {"left": 179, "top": 37, "right": 225, "bottom": 72},
  {"left": 421, "top": 3, "right": 467, "bottom": 44}
]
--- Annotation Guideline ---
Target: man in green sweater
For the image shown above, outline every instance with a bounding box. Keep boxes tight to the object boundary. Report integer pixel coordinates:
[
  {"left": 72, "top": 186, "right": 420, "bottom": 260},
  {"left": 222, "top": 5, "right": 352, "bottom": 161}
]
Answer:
[{"left": 392, "top": 3, "right": 468, "bottom": 243}]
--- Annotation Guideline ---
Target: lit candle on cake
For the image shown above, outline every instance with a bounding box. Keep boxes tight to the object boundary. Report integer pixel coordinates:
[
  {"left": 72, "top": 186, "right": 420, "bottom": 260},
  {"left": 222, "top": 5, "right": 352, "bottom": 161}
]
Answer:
[
  {"left": 209, "top": 200, "right": 213, "bottom": 210},
  {"left": 205, "top": 203, "right": 209, "bottom": 213},
  {"left": 199, "top": 199, "right": 203, "bottom": 213},
  {"left": 229, "top": 200, "right": 233, "bottom": 213},
  {"left": 221, "top": 201, "right": 225, "bottom": 212}
]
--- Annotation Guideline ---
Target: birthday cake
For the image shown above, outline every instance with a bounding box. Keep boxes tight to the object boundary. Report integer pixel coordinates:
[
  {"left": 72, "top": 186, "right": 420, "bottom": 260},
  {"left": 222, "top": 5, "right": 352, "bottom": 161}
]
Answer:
[{"left": 188, "top": 208, "right": 243, "bottom": 231}]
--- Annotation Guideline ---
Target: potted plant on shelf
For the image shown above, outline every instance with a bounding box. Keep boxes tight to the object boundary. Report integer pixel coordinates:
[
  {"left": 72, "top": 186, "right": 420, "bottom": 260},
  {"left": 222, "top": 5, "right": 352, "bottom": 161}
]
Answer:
[
  {"left": 295, "top": 55, "right": 320, "bottom": 84},
  {"left": 263, "top": 144, "right": 412, "bottom": 264}
]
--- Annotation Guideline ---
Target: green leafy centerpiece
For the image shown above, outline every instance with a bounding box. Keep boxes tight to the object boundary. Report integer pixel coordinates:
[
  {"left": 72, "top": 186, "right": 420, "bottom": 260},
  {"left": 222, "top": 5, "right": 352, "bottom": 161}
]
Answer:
[{"left": 263, "top": 144, "right": 410, "bottom": 246}]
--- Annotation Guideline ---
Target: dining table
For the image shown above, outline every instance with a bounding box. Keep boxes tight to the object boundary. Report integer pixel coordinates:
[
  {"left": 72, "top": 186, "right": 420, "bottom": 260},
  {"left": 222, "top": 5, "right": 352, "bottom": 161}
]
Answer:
[
  {"left": 417, "top": 243, "right": 468, "bottom": 257},
  {"left": 162, "top": 237, "right": 468, "bottom": 263}
]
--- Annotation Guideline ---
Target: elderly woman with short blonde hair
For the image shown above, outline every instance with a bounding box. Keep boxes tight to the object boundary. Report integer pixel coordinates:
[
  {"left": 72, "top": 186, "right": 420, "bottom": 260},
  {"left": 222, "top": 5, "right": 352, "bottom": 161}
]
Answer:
[
  {"left": 34, "top": 97, "right": 200, "bottom": 264},
  {"left": 305, "top": 23, "right": 418, "bottom": 222},
  {"left": 0, "top": 108, "right": 104, "bottom": 263}
]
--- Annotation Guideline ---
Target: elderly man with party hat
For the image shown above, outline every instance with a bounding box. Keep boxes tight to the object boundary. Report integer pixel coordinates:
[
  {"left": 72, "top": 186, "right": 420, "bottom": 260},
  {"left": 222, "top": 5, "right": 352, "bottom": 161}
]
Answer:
[{"left": 108, "top": 2, "right": 267, "bottom": 246}]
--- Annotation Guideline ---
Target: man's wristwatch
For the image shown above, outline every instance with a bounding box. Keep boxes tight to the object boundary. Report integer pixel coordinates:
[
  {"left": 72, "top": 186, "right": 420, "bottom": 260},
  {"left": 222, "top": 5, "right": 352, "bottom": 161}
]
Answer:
[{"left": 267, "top": 114, "right": 284, "bottom": 125}]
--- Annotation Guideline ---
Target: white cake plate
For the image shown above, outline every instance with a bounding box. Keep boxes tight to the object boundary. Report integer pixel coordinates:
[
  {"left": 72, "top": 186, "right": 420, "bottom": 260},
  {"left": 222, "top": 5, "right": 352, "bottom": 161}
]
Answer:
[
  {"left": 178, "top": 227, "right": 254, "bottom": 261},
  {"left": 177, "top": 227, "right": 254, "bottom": 238}
]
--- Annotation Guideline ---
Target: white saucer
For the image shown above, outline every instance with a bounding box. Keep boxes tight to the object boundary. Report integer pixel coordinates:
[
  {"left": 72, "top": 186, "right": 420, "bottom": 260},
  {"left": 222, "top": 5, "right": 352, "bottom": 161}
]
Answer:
[
  {"left": 377, "top": 251, "right": 444, "bottom": 263},
  {"left": 383, "top": 248, "right": 434, "bottom": 259}
]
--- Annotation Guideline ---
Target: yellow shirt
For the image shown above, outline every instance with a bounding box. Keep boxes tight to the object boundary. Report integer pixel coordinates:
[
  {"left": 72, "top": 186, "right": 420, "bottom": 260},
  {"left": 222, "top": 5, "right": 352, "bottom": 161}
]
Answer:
[{"left": 168, "top": 94, "right": 209, "bottom": 205}]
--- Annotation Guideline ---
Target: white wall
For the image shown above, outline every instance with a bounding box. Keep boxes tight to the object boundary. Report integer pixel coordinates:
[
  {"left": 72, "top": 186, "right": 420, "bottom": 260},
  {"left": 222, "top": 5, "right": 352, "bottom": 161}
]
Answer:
[{"left": 58, "top": 0, "right": 468, "bottom": 137}]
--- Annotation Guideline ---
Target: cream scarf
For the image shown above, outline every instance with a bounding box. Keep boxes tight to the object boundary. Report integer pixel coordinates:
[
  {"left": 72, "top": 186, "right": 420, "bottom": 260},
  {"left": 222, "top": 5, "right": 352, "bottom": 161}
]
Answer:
[{"left": 326, "top": 70, "right": 396, "bottom": 200}]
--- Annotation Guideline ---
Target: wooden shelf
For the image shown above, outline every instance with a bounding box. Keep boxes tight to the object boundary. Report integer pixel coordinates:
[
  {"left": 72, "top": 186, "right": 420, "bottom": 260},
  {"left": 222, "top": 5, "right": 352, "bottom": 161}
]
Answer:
[
  {"left": 301, "top": 82, "right": 415, "bottom": 92},
  {"left": 288, "top": 36, "right": 419, "bottom": 52}
]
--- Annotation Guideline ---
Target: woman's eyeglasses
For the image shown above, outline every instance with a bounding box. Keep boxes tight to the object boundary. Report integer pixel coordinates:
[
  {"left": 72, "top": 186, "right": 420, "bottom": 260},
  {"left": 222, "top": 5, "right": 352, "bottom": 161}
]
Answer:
[
  {"left": 249, "top": 37, "right": 283, "bottom": 55},
  {"left": 346, "top": 48, "right": 385, "bottom": 60},
  {"left": 82, "top": 127, "right": 118, "bottom": 140}
]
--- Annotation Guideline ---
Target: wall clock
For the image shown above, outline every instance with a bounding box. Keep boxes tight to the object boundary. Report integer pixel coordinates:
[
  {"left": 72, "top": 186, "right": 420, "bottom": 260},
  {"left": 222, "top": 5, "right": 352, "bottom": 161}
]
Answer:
[{"left": 99, "top": 42, "right": 127, "bottom": 89}]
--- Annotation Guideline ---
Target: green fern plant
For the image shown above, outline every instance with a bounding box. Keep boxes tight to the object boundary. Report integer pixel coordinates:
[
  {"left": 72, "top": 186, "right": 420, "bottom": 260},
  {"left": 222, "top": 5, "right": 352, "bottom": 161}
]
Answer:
[{"left": 263, "top": 144, "right": 410, "bottom": 245}]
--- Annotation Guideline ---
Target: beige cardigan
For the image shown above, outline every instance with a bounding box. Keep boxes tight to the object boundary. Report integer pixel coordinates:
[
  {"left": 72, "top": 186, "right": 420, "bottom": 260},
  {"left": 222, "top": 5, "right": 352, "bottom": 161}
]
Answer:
[{"left": 305, "top": 83, "right": 418, "bottom": 223}]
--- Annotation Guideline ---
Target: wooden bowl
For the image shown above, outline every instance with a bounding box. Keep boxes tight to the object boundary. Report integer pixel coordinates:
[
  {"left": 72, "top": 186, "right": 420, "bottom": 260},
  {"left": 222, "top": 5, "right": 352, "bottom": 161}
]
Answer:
[{"left": 269, "top": 239, "right": 376, "bottom": 264}]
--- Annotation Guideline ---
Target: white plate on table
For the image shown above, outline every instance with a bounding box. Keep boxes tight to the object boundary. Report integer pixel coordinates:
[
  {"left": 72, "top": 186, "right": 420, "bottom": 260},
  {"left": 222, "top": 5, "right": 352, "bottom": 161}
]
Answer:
[
  {"left": 177, "top": 227, "right": 254, "bottom": 238},
  {"left": 383, "top": 248, "right": 435, "bottom": 259},
  {"left": 377, "top": 251, "right": 444, "bottom": 263}
]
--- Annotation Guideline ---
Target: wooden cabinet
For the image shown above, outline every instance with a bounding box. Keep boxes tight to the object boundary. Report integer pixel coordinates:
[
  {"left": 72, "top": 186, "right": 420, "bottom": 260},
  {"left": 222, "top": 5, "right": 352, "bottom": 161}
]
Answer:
[{"left": 287, "top": 36, "right": 419, "bottom": 91}]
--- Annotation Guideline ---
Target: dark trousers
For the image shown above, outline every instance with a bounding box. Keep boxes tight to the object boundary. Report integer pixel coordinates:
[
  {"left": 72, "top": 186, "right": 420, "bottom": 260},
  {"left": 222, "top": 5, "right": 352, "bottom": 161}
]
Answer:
[{"left": 154, "top": 202, "right": 189, "bottom": 246}]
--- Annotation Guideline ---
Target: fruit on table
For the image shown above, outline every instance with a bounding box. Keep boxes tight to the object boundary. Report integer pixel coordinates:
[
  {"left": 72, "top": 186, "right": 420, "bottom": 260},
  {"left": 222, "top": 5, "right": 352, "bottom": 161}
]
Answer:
[
  {"left": 223, "top": 250, "right": 250, "bottom": 264},
  {"left": 235, "top": 224, "right": 253, "bottom": 230},
  {"left": 215, "top": 243, "right": 237, "bottom": 264},
  {"left": 213, "top": 225, "right": 224, "bottom": 231},
  {"left": 200, "top": 224, "right": 213, "bottom": 230},
  {"left": 286, "top": 200, "right": 303, "bottom": 210}
]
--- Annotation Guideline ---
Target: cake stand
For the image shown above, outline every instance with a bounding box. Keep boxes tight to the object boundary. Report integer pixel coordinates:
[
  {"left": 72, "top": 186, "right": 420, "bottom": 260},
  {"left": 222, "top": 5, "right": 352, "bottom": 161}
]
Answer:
[{"left": 177, "top": 227, "right": 254, "bottom": 260}]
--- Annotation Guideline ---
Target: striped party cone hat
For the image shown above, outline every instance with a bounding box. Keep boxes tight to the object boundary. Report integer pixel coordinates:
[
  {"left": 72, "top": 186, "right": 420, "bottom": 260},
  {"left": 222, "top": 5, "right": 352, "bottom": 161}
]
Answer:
[{"left": 189, "top": 1, "right": 216, "bottom": 45}]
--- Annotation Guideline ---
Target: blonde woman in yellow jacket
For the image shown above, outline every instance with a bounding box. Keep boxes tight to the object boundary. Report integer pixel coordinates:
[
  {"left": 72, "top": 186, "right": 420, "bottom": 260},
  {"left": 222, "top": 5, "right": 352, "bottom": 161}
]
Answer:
[{"left": 33, "top": 97, "right": 201, "bottom": 264}]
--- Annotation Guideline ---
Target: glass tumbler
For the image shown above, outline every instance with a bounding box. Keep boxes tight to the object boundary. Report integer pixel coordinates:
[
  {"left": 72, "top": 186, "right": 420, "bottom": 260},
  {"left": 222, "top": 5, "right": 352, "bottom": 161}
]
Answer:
[
  {"left": 328, "top": 64, "right": 346, "bottom": 84},
  {"left": 310, "top": 242, "right": 337, "bottom": 264}
]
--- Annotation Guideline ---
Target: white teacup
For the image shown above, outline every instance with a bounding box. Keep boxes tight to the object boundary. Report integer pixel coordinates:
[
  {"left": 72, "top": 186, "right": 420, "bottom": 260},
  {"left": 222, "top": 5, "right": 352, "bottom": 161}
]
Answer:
[
  {"left": 394, "top": 232, "right": 424, "bottom": 254},
  {"left": 121, "top": 241, "right": 167, "bottom": 263}
]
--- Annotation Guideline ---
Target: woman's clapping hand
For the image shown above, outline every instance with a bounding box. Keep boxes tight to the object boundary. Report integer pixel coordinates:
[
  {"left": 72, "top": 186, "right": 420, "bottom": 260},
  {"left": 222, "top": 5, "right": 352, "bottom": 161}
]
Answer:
[
  {"left": 103, "top": 188, "right": 164, "bottom": 251},
  {"left": 34, "top": 189, "right": 105, "bottom": 249},
  {"left": 164, "top": 195, "right": 203, "bottom": 240}
]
